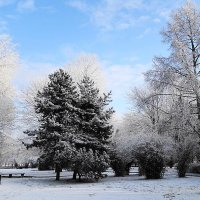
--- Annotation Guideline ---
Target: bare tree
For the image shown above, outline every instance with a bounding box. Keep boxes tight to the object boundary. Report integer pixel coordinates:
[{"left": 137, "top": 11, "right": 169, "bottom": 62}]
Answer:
[
  {"left": 19, "top": 78, "right": 47, "bottom": 132},
  {"left": 65, "top": 53, "right": 106, "bottom": 93},
  {"left": 0, "top": 35, "right": 18, "bottom": 131},
  {"left": 0, "top": 35, "right": 19, "bottom": 163},
  {"left": 129, "top": 86, "right": 176, "bottom": 137},
  {"left": 145, "top": 1, "right": 200, "bottom": 137}
]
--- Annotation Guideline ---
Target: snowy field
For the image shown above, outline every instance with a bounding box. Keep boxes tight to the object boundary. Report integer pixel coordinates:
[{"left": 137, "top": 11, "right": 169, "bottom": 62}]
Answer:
[{"left": 0, "top": 168, "right": 200, "bottom": 200}]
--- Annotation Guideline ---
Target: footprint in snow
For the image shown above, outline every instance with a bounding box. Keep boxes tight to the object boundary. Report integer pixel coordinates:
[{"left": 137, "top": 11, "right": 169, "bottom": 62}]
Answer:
[
  {"left": 88, "top": 193, "right": 96, "bottom": 197},
  {"left": 163, "top": 193, "right": 175, "bottom": 199}
]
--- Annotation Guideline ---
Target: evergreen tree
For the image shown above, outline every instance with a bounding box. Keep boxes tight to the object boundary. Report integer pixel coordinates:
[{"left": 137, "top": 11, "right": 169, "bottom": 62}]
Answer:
[
  {"left": 25, "top": 72, "right": 114, "bottom": 181},
  {"left": 26, "top": 69, "right": 79, "bottom": 180},
  {"left": 78, "top": 76, "right": 113, "bottom": 146},
  {"left": 71, "top": 76, "right": 114, "bottom": 180}
]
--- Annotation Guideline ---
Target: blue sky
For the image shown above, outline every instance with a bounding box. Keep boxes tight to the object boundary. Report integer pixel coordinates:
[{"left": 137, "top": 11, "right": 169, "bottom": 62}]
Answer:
[{"left": 0, "top": 0, "right": 198, "bottom": 116}]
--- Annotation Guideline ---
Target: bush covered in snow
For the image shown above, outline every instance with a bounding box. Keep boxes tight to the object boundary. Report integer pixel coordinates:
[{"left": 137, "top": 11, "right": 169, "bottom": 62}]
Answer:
[
  {"left": 71, "top": 148, "right": 110, "bottom": 180},
  {"left": 135, "top": 141, "right": 165, "bottom": 179},
  {"left": 110, "top": 130, "right": 134, "bottom": 177},
  {"left": 109, "top": 151, "right": 129, "bottom": 176},
  {"left": 111, "top": 113, "right": 175, "bottom": 178},
  {"left": 132, "top": 133, "right": 175, "bottom": 179}
]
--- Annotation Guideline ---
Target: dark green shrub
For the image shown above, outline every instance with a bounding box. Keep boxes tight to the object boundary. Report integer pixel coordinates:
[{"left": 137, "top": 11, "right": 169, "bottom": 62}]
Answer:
[
  {"left": 110, "top": 157, "right": 127, "bottom": 176},
  {"left": 135, "top": 142, "right": 165, "bottom": 179},
  {"left": 71, "top": 148, "right": 110, "bottom": 181}
]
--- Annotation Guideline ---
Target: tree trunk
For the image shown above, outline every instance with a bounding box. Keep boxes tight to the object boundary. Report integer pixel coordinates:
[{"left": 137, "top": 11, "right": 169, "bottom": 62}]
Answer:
[
  {"left": 55, "top": 163, "right": 61, "bottom": 181},
  {"left": 138, "top": 166, "right": 144, "bottom": 176},
  {"left": 125, "top": 162, "right": 132, "bottom": 175},
  {"left": 195, "top": 97, "right": 200, "bottom": 139},
  {"left": 56, "top": 170, "right": 60, "bottom": 181},
  {"left": 78, "top": 173, "right": 81, "bottom": 182},
  {"left": 73, "top": 170, "right": 77, "bottom": 180},
  {"left": 196, "top": 97, "right": 200, "bottom": 120}
]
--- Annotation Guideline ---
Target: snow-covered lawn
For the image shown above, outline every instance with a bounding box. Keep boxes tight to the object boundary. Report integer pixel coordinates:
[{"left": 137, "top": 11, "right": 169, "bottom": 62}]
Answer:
[{"left": 0, "top": 168, "right": 200, "bottom": 200}]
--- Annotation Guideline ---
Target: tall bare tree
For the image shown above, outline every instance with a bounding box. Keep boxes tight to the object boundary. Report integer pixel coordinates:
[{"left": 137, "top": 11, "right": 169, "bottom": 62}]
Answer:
[
  {"left": 0, "top": 35, "right": 18, "bottom": 131},
  {"left": 145, "top": 1, "right": 200, "bottom": 137},
  {"left": 65, "top": 53, "right": 106, "bottom": 93},
  {"left": 0, "top": 35, "right": 19, "bottom": 163}
]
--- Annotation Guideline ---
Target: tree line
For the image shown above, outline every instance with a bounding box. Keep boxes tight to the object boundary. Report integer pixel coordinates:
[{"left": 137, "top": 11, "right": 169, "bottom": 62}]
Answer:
[{"left": 111, "top": 1, "right": 200, "bottom": 179}]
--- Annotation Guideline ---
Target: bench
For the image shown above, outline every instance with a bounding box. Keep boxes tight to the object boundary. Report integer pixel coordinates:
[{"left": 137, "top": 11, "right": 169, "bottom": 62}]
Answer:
[
  {"left": 0, "top": 173, "right": 25, "bottom": 183},
  {"left": 0, "top": 173, "right": 25, "bottom": 184},
  {"left": 6, "top": 173, "right": 25, "bottom": 178}
]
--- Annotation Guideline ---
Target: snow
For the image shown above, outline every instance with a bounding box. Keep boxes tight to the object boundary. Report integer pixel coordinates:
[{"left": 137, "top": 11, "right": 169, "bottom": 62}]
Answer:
[{"left": 0, "top": 168, "right": 200, "bottom": 200}]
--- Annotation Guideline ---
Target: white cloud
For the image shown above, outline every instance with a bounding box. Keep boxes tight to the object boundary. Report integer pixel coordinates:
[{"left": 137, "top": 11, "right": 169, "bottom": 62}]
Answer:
[
  {"left": 143, "top": 0, "right": 185, "bottom": 20},
  {"left": 17, "top": 0, "right": 35, "bottom": 12},
  {"left": 67, "top": 0, "right": 186, "bottom": 31},
  {"left": 102, "top": 62, "right": 151, "bottom": 114},
  {"left": 67, "top": 0, "right": 87, "bottom": 11},
  {"left": 67, "top": 0, "right": 146, "bottom": 31},
  {"left": 104, "top": 63, "right": 150, "bottom": 95},
  {"left": 0, "top": 0, "right": 15, "bottom": 7}
]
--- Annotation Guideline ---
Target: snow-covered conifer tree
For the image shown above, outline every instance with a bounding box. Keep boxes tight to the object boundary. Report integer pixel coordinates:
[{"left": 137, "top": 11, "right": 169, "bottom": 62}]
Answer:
[
  {"left": 26, "top": 69, "right": 79, "bottom": 180},
  {"left": 71, "top": 76, "right": 114, "bottom": 180},
  {"left": 78, "top": 76, "right": 113, "bottom": 144}
]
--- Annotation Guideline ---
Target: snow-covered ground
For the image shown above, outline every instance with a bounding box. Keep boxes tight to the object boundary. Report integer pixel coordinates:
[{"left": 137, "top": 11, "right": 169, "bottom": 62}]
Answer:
[{"left": 0, "top": 168, "right": 200, "bottom": 200}]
